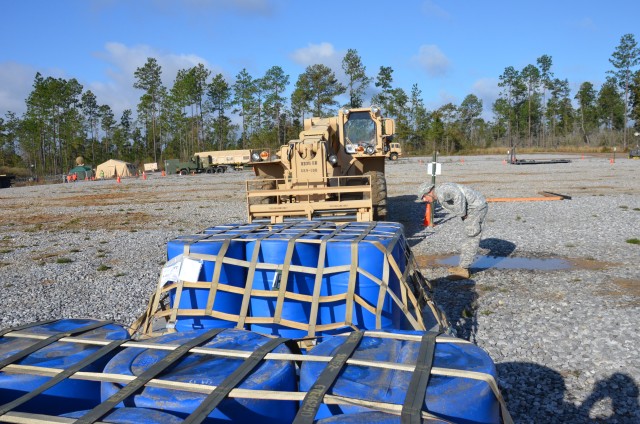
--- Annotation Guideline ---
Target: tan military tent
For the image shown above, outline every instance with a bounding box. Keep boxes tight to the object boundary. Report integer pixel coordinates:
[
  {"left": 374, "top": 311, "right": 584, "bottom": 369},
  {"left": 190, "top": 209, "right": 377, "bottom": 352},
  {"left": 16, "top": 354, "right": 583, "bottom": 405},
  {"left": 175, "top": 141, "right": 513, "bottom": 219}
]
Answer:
[{"left": 96, "top": 159, "right": 137, "bottom": 179}]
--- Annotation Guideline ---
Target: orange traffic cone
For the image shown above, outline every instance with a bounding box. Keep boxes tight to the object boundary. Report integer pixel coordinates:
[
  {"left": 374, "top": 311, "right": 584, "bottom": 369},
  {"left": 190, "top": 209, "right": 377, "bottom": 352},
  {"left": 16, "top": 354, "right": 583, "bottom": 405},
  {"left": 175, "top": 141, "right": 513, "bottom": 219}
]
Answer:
[
  {"left": 423, "top": 203, "right": 432, "bottom": 227},
  {"left": 610, "top": 158, "right": 614, "bottom": 164},
  {"left": 117, "top": 176, "right": 121, "bottom": 183},
  {"left": 142, "top": 172, "right": 147, "bottom": 180},
  {"left": 161, "top": 170, "right": 166, "bottom": 177}
]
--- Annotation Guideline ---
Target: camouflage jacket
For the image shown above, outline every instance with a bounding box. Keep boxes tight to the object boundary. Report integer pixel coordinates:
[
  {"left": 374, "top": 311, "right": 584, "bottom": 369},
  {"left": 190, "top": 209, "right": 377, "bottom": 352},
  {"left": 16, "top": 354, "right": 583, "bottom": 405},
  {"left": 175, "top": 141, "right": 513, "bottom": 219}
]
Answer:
[{"left": 435, "top": 182, "right": 487, "bottom": 218}]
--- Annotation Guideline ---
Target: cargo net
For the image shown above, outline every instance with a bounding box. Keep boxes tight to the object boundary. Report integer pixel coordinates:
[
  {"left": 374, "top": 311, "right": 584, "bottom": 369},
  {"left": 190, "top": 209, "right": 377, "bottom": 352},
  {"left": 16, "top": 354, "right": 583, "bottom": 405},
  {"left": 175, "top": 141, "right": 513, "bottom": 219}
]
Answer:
[
  {"left": 0, "top": 324, "right": 513, "bottom": 424},
  {"left": 132, "top": 221, "right": 449, "bottom": 341}
]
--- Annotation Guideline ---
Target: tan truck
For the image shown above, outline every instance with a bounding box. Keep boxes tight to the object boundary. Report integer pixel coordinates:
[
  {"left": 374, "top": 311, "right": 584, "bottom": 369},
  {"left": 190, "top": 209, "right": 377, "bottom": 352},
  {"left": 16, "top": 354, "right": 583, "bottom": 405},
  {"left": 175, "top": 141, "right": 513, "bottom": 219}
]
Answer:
[
  {"left": 387, "top": 142, "right": 402, "bottom": 161},
  {"left": 194, "top": 149, "right": 253, "bottom": 171},
  {"left": 246, "top": 106, "right": 395, "bottom": 223}
]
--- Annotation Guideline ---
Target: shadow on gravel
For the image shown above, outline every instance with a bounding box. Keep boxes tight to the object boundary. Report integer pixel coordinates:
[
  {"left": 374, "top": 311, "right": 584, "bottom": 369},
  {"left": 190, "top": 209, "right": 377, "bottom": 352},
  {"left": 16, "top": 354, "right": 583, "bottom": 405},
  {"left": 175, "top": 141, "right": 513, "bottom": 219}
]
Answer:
[
  {"left": 430, "top": 277, "right": 479, "bottom": 343},
  {"left": 389, "top": 195, "right": 452, "bottom": 247},
  {"left": 498, "top": 363, "right": 640, "bottom": 423},
  {"left": 479, "top": 237, "right": 517, "bottom": 258}
]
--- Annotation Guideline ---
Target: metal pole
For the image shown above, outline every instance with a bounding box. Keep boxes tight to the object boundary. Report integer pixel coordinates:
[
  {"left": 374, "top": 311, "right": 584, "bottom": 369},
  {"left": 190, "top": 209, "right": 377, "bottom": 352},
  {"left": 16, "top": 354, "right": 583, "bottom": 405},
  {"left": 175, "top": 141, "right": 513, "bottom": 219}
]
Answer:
[{"left": 430, "top": 150, "right": 437, "bottom": 226}]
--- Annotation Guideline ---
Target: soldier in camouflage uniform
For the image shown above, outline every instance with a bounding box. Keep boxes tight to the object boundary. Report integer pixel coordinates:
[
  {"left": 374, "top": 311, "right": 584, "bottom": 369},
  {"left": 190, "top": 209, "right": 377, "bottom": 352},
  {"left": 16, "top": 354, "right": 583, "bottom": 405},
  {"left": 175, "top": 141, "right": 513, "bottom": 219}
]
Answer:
[{"left": 418, "top": 182, "right": 488, "bottom": 279}]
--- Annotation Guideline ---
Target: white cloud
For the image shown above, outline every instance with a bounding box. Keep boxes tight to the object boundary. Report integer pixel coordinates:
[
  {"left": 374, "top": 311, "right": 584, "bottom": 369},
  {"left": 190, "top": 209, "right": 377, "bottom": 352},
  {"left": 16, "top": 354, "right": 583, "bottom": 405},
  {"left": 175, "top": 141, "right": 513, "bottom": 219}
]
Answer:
[
  {"left": 412, "top": 44, "right": 452, "bottom": 78},
  {"left": 421, "top": 0, "right": 451, "bottom": 21},
  {"left": 217, "top": 0, "right": 274, "bottom": 15},
  {"left": 472, "top": 78, "right": 500, "bottom": 120},
  {"left": 141, "top": 0, "right": 274, "bottom": 17},
  {"left": 0, "top": 62, "right": 36, "bottom": 116},
  {"left": 90, "top": 42, "right": 222, "bottom": 119},
  {"left": 0, "top": 43, "right": 224, "bottom": 120},
  {"left": 574, "top": 17, "right": 596, "bottom": 31},
  {"left": 290, "top": 42, "right": 343, "bottom": 71}
]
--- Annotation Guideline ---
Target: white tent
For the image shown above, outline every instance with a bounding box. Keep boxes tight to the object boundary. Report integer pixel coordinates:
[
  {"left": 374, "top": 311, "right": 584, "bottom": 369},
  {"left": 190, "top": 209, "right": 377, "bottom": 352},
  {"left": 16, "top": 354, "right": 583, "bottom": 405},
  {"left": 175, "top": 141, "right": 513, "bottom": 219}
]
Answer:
[{"left": 96, "top": 159, "right": 137, "bottom": 179}]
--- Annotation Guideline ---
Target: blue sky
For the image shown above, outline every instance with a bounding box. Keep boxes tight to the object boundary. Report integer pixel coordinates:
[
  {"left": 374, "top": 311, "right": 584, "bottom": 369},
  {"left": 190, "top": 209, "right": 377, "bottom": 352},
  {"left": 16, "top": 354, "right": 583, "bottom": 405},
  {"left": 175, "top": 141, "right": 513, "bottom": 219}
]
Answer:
[{"left": 1, "top": 0, "right": 638, "bottom": 121}]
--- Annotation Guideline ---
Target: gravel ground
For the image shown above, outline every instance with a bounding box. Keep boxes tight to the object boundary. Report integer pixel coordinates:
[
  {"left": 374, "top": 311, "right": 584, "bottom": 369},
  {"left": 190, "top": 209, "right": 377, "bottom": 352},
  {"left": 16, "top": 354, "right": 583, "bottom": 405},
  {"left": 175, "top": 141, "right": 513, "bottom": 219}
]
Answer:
[{"left": 0, "top": 153, "right": 638, "bottom": 423}]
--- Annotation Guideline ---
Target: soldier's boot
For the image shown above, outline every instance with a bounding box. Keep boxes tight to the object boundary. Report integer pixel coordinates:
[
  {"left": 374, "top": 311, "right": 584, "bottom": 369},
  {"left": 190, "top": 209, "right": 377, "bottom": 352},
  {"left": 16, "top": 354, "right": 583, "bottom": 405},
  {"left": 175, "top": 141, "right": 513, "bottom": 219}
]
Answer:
[{"left": 447, "top": 266, "right": 471, "bottom": 280}]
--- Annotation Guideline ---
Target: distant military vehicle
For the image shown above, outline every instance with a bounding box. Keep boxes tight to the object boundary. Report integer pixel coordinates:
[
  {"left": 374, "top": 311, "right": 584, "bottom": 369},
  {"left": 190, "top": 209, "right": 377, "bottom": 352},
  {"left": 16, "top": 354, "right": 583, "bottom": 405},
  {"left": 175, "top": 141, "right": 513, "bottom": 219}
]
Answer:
[
  {"left": 246, "top": 106, "right": 395, "bottom": 223},
  {"left": 193, "top": 149, "right": 254, "bottom": 171},
  {"left": 164, "top": 156, "right": 226, "bottom": 175},
  {"left": 386, "top": 141, "right": 402, "bottom": 161}
]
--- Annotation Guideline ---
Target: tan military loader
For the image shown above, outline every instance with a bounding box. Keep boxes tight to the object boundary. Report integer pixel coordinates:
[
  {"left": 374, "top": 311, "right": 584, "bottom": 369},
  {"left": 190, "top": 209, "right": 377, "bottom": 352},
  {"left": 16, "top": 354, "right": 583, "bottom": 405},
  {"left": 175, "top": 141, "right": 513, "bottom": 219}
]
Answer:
[{"left": 246, "top": 106, "right": 395, "bottom": 223}]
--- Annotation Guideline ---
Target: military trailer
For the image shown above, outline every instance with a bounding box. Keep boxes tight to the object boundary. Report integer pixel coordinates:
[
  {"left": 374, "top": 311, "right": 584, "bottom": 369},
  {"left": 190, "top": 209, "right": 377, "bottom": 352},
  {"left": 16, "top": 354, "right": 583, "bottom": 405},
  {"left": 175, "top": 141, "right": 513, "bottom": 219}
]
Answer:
[
  {"left": 193, "top": 149, "right": 253, "bottom": 171},
  {"left": 246, "top": 106, "right": 395, "bottom": 223}
]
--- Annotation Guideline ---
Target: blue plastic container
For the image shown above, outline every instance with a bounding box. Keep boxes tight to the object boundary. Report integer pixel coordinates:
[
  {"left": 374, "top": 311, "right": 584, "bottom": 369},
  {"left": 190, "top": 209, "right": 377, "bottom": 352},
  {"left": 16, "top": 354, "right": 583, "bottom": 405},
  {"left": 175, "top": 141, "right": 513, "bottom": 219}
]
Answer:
[
  {"left": 61, "top": 407, "right": 183, "bottom": 423},
  {"left": 203, "top": 223, "right": 264, "bottom": 235},
  {"left": 321, "top": 228, "right": 404, "bottom": 332},
  {"left": 244, "top": 232, "right": 322, "bottom": 338},
  {"left": 101, "top": 329, "right": 297, "bottom": 423},
  {"left": 299, "top": 331, "right": 500, "bottom": 423},
  {"left": 0, "top": 319, "right": 129, "bottom": 415},
  {"left": 166, "top": 233, "right": 247, "bottom": 331},
  {"left": 314, "top": 411, "right": 452, "bottom": 423}
]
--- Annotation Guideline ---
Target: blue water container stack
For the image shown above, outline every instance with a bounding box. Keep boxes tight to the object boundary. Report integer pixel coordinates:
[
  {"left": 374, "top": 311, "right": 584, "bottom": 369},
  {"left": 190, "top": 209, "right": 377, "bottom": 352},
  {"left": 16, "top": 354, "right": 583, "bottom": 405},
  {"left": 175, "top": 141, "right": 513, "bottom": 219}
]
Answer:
[
  {"left": 163, "top": 221, "right": 421, "bottom": 339},
  {"left": 319, "top": 222, "right": 409, "bottom": 335},
  {"left": 165, "top": 230, "right": 249, "bottom": 331},
  {"left": 298, "top": 330, "right": 504, "bottom": 423},
  {"left": 0, "top": 319, "right": 130, "bottom": 416},
  {"left": 61, "top": 407, "right": 185, "bottom": 423},
  {"left": 100, "top": 328, "right": 298, "bottom": 423}
]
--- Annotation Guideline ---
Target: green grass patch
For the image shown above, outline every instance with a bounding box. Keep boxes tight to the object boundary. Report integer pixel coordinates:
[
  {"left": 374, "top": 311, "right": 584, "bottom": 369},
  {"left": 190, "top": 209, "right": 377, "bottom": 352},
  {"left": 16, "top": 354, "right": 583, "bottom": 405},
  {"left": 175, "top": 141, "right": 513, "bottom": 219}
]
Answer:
[
  {"left": 462, "top": 308, "right": 474, "bottom": 318},
  {"left": 97, "top": 265, "right": 111, "bottom": 271},
  {"left": 0, "top": 249, "right": 13, "bottom": 254},
  {"left": 626, "top": 238, "right": 640, "bottom": 245},
  {"left": 56, "top": 258, "right": 73, "bottom": 264}
]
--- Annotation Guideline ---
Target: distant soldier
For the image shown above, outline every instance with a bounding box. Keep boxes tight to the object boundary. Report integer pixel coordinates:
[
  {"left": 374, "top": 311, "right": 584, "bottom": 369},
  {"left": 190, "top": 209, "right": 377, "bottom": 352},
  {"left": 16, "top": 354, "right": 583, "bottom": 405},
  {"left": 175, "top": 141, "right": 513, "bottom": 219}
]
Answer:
[{"left": 418, "top": 182, "right": 488, "bottom": 279}]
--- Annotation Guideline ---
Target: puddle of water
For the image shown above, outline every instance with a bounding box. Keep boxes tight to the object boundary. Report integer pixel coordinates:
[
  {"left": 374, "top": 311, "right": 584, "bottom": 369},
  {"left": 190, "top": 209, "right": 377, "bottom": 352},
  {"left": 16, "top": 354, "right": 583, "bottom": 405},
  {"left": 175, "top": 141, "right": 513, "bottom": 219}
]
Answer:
[{"left": 437, "top": 255, "right": 571, "bottom": 271}]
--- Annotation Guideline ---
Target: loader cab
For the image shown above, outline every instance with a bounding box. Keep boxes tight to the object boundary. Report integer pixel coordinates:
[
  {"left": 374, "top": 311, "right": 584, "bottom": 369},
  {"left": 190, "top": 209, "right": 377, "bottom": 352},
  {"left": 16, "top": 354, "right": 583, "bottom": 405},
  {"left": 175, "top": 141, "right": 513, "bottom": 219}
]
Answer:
[{"left": 344, "top": 111, "right": 377, "bottom": 154}]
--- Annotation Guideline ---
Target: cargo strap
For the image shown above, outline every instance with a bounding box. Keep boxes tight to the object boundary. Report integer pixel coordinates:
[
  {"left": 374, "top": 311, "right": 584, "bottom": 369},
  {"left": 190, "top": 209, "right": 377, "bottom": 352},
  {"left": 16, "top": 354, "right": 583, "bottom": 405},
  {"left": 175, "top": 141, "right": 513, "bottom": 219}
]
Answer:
[
  {"left": 136, "top": 222, "right": 442, "bottom": 337},
  {"left": 75, "top": 328, "right": 224, "bottom": 424},
  {"left": 274, "top": 223, "right": 323, "bottom": 324},
  {"left": 183, "top": 337, "right": 291, "bottom": 424},
  {"left": 294, "top": 331, "right": 364, "bottom": 424},
  {"left": 344, "top": 230, "right": 370, "bottom": 327},
  {"left": 237, "top": 223, "right": 300, "bottom": 329},
  {"left": 0, "top": 319, "right": 59, "bottom": 338},
  {"left": 0, "top": 320, "right": 114, "bottom": 370},
  {"left": 401, "top": 330, "right": 440, "bottom": 424},
  {"left": 0, "top": 339, "right": 128, "bottom": 416},
  {"left": 307, "top": 224, "right": 346, "bottom": 337}
]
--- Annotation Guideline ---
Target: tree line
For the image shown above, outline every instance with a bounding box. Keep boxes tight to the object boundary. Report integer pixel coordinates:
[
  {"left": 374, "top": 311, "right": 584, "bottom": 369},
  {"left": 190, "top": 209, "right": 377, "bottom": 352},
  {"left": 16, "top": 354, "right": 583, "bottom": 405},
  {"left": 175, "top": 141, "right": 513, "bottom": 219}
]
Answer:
[{"left": 1, "top": 34, "right": 639, "bottom": 176}]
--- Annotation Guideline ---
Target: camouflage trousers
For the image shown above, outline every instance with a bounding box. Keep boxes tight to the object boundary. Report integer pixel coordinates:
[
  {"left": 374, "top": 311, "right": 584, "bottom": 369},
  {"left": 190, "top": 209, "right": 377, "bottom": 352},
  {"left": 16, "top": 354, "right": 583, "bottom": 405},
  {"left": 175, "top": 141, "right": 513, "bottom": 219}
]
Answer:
[{"left": 459, "top": 205, "right": 488, "bottom": 269}]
